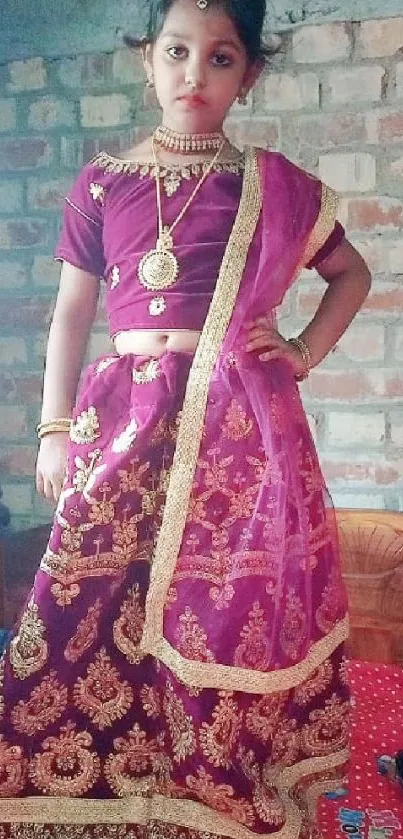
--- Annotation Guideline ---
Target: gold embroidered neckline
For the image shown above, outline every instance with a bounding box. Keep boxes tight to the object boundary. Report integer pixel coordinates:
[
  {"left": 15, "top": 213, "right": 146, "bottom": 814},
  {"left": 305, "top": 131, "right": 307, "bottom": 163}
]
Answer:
[{"left": 91, "top": 150, "right": 245, "bottom": 197}]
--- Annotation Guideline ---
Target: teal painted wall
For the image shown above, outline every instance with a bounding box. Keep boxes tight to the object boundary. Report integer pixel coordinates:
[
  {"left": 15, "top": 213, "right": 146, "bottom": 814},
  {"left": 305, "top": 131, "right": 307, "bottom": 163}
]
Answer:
[{"left": 1, "top": 0, "right": 403, "bottom": 61}]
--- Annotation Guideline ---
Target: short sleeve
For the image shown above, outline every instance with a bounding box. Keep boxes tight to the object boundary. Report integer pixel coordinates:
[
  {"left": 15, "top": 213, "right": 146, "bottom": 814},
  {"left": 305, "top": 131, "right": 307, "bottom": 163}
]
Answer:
[
  {"left": 54, "top": 163, "right": 106, "bottom": 278},
  {"left": 306, "top": 220, "right": 345, "bottom": 269},
  {"left": 302, "top": 182, "right": 340, "bottom": 268}
]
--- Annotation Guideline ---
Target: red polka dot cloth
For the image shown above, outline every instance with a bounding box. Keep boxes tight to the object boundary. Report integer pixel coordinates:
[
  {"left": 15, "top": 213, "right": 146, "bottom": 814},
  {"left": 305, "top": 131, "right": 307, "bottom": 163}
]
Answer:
[{"left": 319, "top": 660, "right": 403, "bottom": 839}]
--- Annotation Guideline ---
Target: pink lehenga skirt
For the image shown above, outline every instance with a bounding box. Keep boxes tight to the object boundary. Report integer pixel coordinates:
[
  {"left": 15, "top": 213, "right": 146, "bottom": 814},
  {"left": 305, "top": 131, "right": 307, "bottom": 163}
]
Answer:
[{"left": 0, "top": 350, "right": 350, "bottom": 839}]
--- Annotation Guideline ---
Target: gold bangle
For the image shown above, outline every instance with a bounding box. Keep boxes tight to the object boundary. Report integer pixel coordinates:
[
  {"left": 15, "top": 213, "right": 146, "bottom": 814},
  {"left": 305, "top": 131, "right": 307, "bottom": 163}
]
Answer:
[
  {"left": 288, "top": 336, "right": 312, "bottom": 381},
  {"left": 37, "top": 418, "right": 72, "bottom": 439}
]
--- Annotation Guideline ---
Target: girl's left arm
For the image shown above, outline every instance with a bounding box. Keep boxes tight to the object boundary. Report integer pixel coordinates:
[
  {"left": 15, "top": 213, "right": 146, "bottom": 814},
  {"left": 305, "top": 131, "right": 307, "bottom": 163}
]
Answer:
[
  {"left": 298, "top": 238, "right": 372, "bottom": 367},
  {"left": 246, "top": 239, "right": 372, "bottom": 377}
]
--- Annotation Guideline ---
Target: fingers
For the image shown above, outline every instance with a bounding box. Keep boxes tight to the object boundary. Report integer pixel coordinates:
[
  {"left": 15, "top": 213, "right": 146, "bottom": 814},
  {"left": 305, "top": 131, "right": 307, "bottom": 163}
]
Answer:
[{"left": 36, "top": 469, "right": 62, "bottom": 503}]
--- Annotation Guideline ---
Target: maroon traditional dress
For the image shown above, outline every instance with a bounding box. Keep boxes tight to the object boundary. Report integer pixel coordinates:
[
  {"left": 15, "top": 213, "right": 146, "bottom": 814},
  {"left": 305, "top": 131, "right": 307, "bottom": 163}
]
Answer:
[{"left": 0, "top": 147, "right": 350, "bottom": 839}]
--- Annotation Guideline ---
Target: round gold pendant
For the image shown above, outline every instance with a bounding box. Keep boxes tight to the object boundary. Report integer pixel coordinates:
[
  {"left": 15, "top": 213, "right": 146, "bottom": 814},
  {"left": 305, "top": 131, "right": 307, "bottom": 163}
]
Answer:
[{"left": 138, "top": 234, "right": 179, "bottom": 291}]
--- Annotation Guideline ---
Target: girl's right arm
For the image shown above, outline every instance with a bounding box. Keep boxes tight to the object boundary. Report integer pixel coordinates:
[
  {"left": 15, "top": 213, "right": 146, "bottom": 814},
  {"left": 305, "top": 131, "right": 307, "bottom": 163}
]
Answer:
[{"left": 36, "top": 261, "right": 100, "bottom": 503}]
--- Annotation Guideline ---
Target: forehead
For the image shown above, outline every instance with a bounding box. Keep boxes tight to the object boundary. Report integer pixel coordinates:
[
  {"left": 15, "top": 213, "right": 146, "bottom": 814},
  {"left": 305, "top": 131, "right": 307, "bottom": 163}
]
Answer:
[{"left": 158, "top": 0, "right": 243, "bottom": 45}]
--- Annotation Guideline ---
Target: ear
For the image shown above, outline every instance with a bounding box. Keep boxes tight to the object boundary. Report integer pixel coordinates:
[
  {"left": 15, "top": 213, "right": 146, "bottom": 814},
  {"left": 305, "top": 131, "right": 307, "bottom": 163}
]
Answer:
[
  {"left": 242, "top": 58, "right": 264, "bottom": 96},
  {"left": 141, "top": 42, "right": 154, "bottom": 80}
]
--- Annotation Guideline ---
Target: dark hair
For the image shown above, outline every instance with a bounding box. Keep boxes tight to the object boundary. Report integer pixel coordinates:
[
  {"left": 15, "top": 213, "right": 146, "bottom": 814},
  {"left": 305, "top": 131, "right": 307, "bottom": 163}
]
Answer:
[{"left": 124, "top": 0, "right": 272, "bottom": 63}]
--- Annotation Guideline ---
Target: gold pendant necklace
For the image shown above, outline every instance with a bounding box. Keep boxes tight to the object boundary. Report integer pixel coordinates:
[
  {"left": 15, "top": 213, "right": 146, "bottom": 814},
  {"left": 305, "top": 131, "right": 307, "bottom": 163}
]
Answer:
[{"left": 138, "top": 135, "right": 225, "bottom": 291}]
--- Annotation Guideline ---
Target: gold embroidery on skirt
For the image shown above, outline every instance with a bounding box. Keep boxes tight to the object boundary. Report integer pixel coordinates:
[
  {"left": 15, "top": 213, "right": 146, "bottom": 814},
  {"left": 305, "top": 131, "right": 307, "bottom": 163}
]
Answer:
[
  {"left": 300, "top": 695, "right": 350, "bottom": 757},
  {"left": 104, "top": 723, "right": 171, "bottom": 797},
  {"left": 222, "top": 400, "right": 254, "bottom": 441},
  {"left": 200, "top": 692, "right": 242, "bottom": 768},
  {"left": 293, "top": 659, "right": 333, "bottom": 706},
  {"left": 185, "top": 766, "right": 255, "bottom": 827},
  {"left": 9, "top": 595, "right": 49, "bottom": 680},
  {"left": 132, "top": 359, "right": 161, "bottom": 384},
  {"left": 113, "top": 583, "right": 146, "bottom": 665},
  {"left": 245, "top": 692, "right": 289, "bottom": 743},
  {"left": 315, "top": 567, "right": 342, "bottom": 634},
  {"left": 279, "top": 591, "right": 308, "bottom": 662},
  {"left": 11, "top": 671, "right": 68, "bottom": 736},
  {"left": 140, "top": 684, "right": 162, "bottom": 719},
  {"left": 64, "top": 598, "right": 102, "bottom": 663},
  {"left": 163, "top": 679, "right": 196, "bottom": 763},
  {"left": 70, "top": 406, "right": 101, "bottom": 444},
  {"left": 238, "top": 747, "right": 285, "bottom": 827},
  {"left": 234, "top": 602, "right": 271, "bottom": 670},
  {"left": 28, "top": 721, "right": 101, "bottom": 796},
  {"left": 175, "top": 606, "right": 216, "bottom": 662},
  {"left": 73, "top": 648, "right": 134, "bottom": 730},
  {"left": 0, "top": 736, "right": 27, "bottom": 797}
]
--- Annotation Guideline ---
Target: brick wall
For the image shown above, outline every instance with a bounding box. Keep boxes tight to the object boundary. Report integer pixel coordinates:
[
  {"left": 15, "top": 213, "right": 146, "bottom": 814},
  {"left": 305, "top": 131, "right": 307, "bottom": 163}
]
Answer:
[{"left": 0, "top": 16, "right": 402, "bottom": 529}]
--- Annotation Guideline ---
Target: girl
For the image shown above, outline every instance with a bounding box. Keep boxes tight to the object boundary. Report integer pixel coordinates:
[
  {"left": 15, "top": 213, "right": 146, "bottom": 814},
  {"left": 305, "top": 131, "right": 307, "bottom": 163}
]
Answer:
[{"left": 0, "top": 0, "right": 371, "bottom": 837}]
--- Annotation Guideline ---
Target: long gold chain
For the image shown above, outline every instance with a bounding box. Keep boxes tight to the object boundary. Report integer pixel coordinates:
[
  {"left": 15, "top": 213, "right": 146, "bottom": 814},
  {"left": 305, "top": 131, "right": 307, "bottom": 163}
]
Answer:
[{"left": 151, "top": 135, "right": 225, "bottom": 240}]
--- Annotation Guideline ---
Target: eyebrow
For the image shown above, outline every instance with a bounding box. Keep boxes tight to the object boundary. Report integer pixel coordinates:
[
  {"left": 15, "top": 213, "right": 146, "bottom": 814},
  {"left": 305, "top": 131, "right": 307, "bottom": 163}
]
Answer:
[{"left": 160, "top": 31, "right": 242, "bottom": 52}]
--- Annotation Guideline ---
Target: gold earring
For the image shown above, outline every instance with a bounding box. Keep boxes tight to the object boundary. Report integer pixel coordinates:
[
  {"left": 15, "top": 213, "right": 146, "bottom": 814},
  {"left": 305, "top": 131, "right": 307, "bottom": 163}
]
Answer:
[{"left": 238, "top": 89, "right": 248, "bottom": 106}]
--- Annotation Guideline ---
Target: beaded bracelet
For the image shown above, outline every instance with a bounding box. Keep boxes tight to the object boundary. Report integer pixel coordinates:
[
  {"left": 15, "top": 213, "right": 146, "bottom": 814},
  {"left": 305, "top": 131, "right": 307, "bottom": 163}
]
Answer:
[
  {"left": 37, "top": 418, "right": 72, "bottom": 439},
  {"left": 288, "top": 336, "right": 312, "bottom": 381}
]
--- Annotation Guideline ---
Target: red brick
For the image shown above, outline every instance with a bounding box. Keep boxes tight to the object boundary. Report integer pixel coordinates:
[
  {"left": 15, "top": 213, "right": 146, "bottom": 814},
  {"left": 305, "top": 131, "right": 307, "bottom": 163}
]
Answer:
[
  {"left": 0, "top": 219, "right": 49, "bottom": 249},
  {"left": 0, "top": 337, "right": 28, "bottom": 365},
  {"left": 28, "top": 96, "right": 76, "bottom": 131},
  {"left": 0, "top": 297, "right": 53, "bottom": 329},
  {"left": 319, "top": 152, "right": 376, "bottom": 193},
  {"left": 58, "top": 54, "right": 111, "bottom": 88},
  {"left": 0, "top": 446, "right": 37, "bottom": 477},
  {"left": 112, "top": 49, "right": 144, "bottom": 84},
  {"left": 0, "top": 98, "right": 16, "bottom": 132},
  {"left": 356, "top": 18, "right": 403, "bottom": 58},
  {"left": 80, "top": 94, "right": 131, "bottom": 128},
  {"left": 27, "top": 177, "right": 73, "bottom": 211},
  {"left": 225, "top": 117, "right": 280, "bottom": 150},
  {"left": 378, "top": 113, "right": 403, "bottom": 143},
  {"left": 0, "top": 138, "right": 52, "bottom": 170},
  {"left": 0, "top": 260, "right": 28, "bottom": 289},
  {"left": 0, "top": 406, "right": 28, "bottom": 439},
  {"left": 322, "top": 457, "right": 403, "bottom": 486},
  {"left": 346, "top": 197, "right": 403, "bottom": 231},
  {"left": 327, "top": 411, "right": 385, "bottom": 446},
  {"left": 307, "top": 369, "right": 403, "bottom": 401},
  {"left": 7, "top": 58, "right": 47, "bottom": 92},
  {"left": 362, "top": 282, "right": 403, "bottom": 315},
  {"left": 0, "top": 371, "right": 42, "bottom": 404},
  {"left": 296, "top": 113, "right": 367, "bottom": 150},
  {"left": 0, "top": 181, "right": 23, "bottom": 213},
  {"left": 336, "top": 323, "right": 384, "bottom": 362},
  {"left": 293, "top": 23, "right": 351, "bottom": 63},
  {"left": 262, "top": 72, "right": 319, "bottom": 111}
]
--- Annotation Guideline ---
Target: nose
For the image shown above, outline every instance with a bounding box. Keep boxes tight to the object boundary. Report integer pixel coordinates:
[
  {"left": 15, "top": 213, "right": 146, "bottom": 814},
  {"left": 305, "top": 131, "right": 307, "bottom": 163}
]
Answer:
[{"left": 185, "top": 57, "right": 206, "bottom": 90}]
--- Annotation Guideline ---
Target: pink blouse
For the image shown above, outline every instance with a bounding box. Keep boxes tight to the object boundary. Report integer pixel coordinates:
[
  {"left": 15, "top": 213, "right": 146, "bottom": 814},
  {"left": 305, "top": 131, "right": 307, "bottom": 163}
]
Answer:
[{"left": 54, "top": 151, "right": 344, "bottom": 337}]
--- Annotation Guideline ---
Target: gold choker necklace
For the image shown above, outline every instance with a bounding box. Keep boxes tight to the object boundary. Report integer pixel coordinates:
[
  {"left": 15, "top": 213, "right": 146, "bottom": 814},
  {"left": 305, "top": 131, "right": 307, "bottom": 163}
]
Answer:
[{"left": 154, "top": 125, "right": 225, "bottom": 154}]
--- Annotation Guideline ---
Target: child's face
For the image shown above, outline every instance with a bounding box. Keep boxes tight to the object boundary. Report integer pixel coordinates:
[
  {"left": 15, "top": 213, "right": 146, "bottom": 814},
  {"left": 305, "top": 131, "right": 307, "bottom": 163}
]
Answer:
[{"left": 143, "top": 0, "right": 261, "bottom": 133}]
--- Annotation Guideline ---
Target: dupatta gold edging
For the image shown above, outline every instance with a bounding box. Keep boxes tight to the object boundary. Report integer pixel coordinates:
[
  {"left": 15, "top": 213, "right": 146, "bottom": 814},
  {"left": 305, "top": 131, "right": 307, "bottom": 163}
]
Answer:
[
  {"left": 303, "top": 182, "right": 339, "bottom": 267},
  {"left": 139, "top": 145, "right": 262, "bottom": 658},
  {"left": 0, "top": 748, "right": 349, "bottom": 838}
]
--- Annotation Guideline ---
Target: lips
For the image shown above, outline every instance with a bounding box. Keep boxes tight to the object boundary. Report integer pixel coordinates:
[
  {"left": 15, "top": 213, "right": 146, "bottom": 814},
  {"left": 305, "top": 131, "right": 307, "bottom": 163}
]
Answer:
[{"left": 179, "top": 94, "right": 206, "bottom": 107}]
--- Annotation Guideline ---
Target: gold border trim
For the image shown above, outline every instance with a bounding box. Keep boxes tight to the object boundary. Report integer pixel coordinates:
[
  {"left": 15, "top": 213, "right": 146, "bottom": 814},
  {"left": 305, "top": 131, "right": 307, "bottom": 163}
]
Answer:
[
  {"left": 0, "top": 749, "right": 349, "bottom": 838},
  {"left": 140, "top": 146, "right": 262, "bottom": 659},
  {"left": 153, "top": 616, "right": 349, "bottom": 694},
  {"left": 303, "top": 182, "right": 339, "bottom": 268}
]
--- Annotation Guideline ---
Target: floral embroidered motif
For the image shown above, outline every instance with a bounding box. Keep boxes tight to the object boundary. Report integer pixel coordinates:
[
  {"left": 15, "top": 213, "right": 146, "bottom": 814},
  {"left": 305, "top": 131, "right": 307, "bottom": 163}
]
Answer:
[
  {"left": 163, "top": 679, "right": 196, "bottom": 763},
  {"left": 0, "top": 735, "right": 27, "bottom": 796},
  {"left": 28, "top": 721, "right": 100, "bottom": 796},
  {"left": 140, "top": 685, "right": 162, "bottom": 719},
  {"left": 73, "top": 648, "right": 133, "bottom": 730},
  {"left": 316, "top": 567, "right": 342, "bottom": 633},
  {"left": 70, "top": 406, "right": 100, "bottom": 444},
  {"left": 64, "top": 599, "right": 102, "bottom": 663},
  {"left": 113, "top": 583, "right": 145, "bottom": 665},
  {"left": 11, "top": 671, "right": 68, "bottom": 736},
  {"left": 301, "top": 694, "right": 350, "bottom": 756},
  {"left": 9, "top": 595, "right": 48, "bottom": 680},
  {"left": 271, "top": 717, "right": 300, "bottom": 767},
  {"left": 234, "top": 602, "right": 271, "bottom": 670},
  {"left": 175, "top": 607, "right": 215, "bottom": 662},
  {"left": 294, "top": 658, "right": 333, "bottom": 706},
  {"left": 132, "top": 359, "right": 161, "bottom": 384},
  {"left": 238, "top": 747, "right": 285, "bottom": 827},
  {"left": 89, "top": 182, "right": 105, "bottom": 204},
  {"left": 222, "top": 400, "right": 253, "bottom": 441},
  {"left": 200, "top": 692, "right": 241, "bottom": 768},
  {"left": 112, "top": 418, "right": 138, "bottom": 453},
  {"left": 96, "top": 356, "right": 119, "bottom": 374},
  {"left": 279, "top": 589, "right": 308, "bottom": 661},
  {"left": 50, "top": 581, "right": 81, "bottom": 607},
  {"left": 186, "top": 766, "right": 255, "bottom": 827},
  {"left": 149, "top": 296, "right": 166, "bottom": 316},
  {"left": 71, "top": 450, "right": 103, "bottom": 494},
  {"left": 110, "top": 265, "right": 120, "bottom": 289},
  {"left": 104, "top": 723, "right": 169, "bottom": 797},
  {"left": 245, "top": 691, "right": 289, "bottom": 742}
]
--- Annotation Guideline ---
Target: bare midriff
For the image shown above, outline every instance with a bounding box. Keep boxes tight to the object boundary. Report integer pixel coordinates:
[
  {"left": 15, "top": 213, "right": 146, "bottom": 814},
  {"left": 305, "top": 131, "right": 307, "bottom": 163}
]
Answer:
[{"left": 113, "top": 329, "right": 202, "bottom": 357}]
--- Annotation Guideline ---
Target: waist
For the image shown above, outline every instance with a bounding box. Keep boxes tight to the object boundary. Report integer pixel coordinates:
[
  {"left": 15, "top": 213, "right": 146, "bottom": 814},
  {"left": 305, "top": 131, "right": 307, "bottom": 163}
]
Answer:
[{"left": 113, "top": 329, "right": 201, "bottom": 357}]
